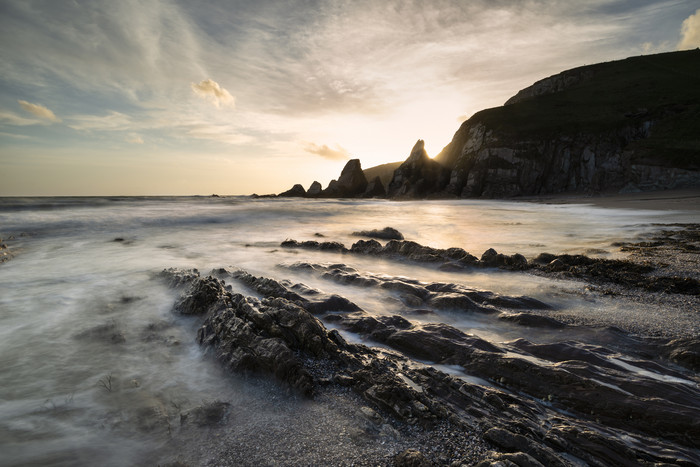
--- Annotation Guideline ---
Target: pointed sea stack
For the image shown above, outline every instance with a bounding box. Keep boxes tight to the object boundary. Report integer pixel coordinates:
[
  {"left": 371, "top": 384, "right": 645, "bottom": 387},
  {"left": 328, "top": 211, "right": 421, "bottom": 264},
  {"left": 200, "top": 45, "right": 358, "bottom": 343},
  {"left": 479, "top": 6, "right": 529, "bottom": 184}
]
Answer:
[
  {"left": 387, "top": 140, "right": 450, "bottom": 198},
  {"left": 321, "top": 159, "right": 368, "bottom": 198},
  {"left": 307, "top": 181, "right": 322, "bottom": 197}
]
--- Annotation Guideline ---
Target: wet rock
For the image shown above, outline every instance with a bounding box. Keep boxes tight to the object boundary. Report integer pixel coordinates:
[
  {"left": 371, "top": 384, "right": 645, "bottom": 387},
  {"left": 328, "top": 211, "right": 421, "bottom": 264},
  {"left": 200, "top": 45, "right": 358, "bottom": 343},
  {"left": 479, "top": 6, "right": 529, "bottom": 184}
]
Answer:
[
  {"left": 352, "top": 226, "right": 404, "bottom": 240},
  {"left": 664, "top": 337, "right": 700, "bottom": 371},
  {"left": 280, "top": 239, "right": 348, "bottom": 253},
  {"left": 480, "top": 249, "right": 528, "bottom": 270},
  {"left": 74, "top": 321, "right": 126, "bottom": 344},
  {"left": 498, "top": 313, "right": 565, "bottom": 328},
  {"left": 173, "top": 275, "right": 228, "bottom": 315},
  {"left": 161, "top": 267, "right": 700, "bottom": 466},
  {"left": 350, "top": 239, "right": 383, "bottom": 255},
  {"left": 196, "top": 293, "right": 328, "bottom": 397},
  {"left": 475, "top": 451, "right": 544, "bottom": 467},
  {"left": 180, "top": 401, "right": 231, "bottom": 427},
  {"left": 483, "top": 428, "right": 565, "bottom": 467}
]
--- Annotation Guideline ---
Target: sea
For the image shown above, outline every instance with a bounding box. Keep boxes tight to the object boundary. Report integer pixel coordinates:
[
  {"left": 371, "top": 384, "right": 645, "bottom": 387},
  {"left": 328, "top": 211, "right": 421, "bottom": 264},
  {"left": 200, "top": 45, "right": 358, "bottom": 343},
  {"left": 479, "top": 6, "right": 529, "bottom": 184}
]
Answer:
[{"left": 0, "top": 196, "right": 697, "bottom": 466}]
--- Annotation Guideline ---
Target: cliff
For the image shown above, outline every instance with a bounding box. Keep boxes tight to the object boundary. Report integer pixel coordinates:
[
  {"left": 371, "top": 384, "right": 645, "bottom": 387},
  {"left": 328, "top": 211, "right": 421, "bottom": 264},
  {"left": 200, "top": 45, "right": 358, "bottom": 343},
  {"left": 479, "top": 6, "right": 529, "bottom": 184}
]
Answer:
[
  {"left": 276, "top": 50, "right": 700, "bottom": 200},
  {"left": 434, "top": 49, "right": 700, "bottom": 197}
]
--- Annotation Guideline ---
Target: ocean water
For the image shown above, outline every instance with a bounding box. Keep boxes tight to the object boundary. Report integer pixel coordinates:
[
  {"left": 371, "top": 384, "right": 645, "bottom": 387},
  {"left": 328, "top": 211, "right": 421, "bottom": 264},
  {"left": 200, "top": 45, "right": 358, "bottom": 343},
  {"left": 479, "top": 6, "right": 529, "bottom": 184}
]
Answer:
[{"left": 0, "top": 196, "right": 697, "bottom": 465}]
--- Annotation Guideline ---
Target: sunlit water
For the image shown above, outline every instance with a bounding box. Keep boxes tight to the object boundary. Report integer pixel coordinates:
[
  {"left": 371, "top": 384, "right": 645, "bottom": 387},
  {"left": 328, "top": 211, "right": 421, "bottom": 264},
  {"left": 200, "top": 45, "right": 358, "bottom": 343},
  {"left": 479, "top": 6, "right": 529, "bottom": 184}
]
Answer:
[{"left": 0, "top": 196, "right": 696, "bottom": 466}]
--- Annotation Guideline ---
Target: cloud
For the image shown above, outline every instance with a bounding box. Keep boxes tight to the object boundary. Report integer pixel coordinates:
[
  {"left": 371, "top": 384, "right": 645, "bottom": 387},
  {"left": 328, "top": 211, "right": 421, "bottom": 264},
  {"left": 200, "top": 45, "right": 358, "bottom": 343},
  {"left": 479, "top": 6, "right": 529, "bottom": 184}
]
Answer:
[
  {"left": 187, "top": 124, "right": 254, "bottom": 145},
  {"left": 678, "top": 8, "right": 700, "bottom": 50},
  {"left": 126, "top": 134, "right": 144, "bottom": 144},
  {"left": 191, "top": 79, "right": 235, "bottom": 108},
  {"left": 18, "top": 100, "right": 61, "bottom": 122},
  {"left": 0, "top": 110, "right": 41, "bottom": 126},
  {"left": 67, "top": 111, "right": 133, "bottom": 131},
  {"left": 304, "top": 142, "right": 351, "bottom": 161}
]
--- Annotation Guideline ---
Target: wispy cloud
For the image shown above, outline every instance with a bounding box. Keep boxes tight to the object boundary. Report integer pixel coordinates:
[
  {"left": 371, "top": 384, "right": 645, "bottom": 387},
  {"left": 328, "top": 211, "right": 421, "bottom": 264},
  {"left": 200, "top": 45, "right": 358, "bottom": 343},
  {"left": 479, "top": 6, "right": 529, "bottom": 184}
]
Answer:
[
  {"left": 18, "top": 100, "right": 61, "bottom": 122},
  {"left": 0, "top": 110, "right": 41, "bottom": 126},
  {"left": 187, "top": 124, "right": 254, "bottom": 145},
  {"left": 126, "top": 134, "right": 144, "bottom": 144},
  {"left": 67, "top": 111, "right": 133, "bottom": 131},
  {"left": 304, "top": 142, "right": 351, "bottom": 161},
  {"left": 678, "top": 8, "right": 700, "bottom": 49},
  {"left": 191, "top": 79, "right": 235, "bottom": 108}
]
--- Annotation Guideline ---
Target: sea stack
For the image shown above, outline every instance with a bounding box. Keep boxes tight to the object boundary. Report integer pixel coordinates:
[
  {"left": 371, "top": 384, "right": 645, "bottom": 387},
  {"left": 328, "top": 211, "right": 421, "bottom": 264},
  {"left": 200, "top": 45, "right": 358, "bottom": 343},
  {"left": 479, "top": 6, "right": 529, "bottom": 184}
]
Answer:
[
  {"left": 321, "top": 159, "right": 368, "bottom": 197},
  {"left": 387, "top": 140, "right": 450, "bottom": 198}
]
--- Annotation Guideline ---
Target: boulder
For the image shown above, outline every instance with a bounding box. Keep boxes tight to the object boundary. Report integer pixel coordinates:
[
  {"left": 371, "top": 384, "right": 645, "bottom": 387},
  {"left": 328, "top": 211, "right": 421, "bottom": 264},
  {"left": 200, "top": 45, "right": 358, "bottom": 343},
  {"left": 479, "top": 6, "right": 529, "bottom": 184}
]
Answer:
[{"left": 352, "top": 227, "right": 404, "bottom": 240}]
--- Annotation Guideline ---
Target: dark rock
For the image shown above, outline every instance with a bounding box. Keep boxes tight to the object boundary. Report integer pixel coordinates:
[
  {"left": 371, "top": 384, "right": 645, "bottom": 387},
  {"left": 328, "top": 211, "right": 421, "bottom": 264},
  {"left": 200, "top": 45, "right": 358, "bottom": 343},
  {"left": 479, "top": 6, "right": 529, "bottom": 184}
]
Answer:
[
  {"left": 321, "top": 159, "right": 368, "bottom": 197},
  {"left": 498, "top": 313, "right": 565, "bottom": 328},
  {"left": 387, "top": 140, "right": 451, "bottom": 198},
  {"left": 160, "top": 267, "right": 700, "bottom": 466},
  {"left": 352, "top": 227, "right": 404, "bottom": 240},
  {"left": 394, "top": 449, "right": 433, "bottom": 467},
  {"left": 173, "top": 275, "right": 228, "bottom": 315},
  {"left": 278, "top": 183, "right": 306, "bottom": 197},
  {"left": 306, "top": 181, "right": 322, "bottom": 197},
  {"left": 363, "top": 176, "right": 386, "bottom": 198},
  {"left": 181, "top": 401, "right": 231, "bottom": 427}
]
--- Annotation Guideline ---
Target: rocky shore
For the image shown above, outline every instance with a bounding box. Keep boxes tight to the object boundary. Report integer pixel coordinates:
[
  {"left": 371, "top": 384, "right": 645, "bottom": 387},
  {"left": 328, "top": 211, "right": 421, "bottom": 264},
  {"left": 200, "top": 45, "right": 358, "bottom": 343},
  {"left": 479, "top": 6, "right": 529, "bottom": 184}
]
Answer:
[{"left": 153, "top": 223, "right": 699, "bottom": 466}]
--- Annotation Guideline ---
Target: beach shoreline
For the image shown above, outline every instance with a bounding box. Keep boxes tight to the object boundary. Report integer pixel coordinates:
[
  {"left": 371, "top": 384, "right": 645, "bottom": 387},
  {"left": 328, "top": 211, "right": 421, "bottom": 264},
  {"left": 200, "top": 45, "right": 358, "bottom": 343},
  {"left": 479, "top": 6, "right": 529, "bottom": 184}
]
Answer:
[{"left": 514, "top": 187, "right": 700, "bottom": 211}]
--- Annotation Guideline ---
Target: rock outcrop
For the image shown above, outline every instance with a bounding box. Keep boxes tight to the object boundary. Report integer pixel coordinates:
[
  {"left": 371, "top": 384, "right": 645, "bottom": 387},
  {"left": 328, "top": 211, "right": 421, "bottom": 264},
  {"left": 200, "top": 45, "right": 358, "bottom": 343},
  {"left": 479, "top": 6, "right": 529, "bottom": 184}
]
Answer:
[
  {"left": 160, "top": 266, "right": 700, "bottom": 466},
  {"left": 387, "top": 140, "right": 451, "bottom": 198},
  {"left": 306, "top": 181, "right": 322, "bottom": 197},
  {"left": 362, "top": 176, "right": 386, "bottom": 198},
  {"left": 319, "top": 159, "right": 368, "bottom": 198},
  {"left": 278, "top": 183, "right": 306, "bottom": 197}
]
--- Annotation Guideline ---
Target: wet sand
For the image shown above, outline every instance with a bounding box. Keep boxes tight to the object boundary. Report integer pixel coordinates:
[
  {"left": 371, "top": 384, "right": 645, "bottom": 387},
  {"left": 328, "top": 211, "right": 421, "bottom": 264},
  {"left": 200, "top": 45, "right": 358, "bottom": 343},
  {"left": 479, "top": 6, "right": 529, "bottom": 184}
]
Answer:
[{"left": 518, "top": 187, "right": 700, "bottom": 211}]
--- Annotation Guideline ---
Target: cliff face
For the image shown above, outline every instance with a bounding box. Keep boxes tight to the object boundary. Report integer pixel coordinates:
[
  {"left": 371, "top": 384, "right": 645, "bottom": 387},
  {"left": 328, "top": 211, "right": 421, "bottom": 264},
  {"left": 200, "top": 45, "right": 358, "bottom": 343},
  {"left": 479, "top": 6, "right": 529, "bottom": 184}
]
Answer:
[{"left": 435, "top": 49, "right": 700, "bottom": 197}]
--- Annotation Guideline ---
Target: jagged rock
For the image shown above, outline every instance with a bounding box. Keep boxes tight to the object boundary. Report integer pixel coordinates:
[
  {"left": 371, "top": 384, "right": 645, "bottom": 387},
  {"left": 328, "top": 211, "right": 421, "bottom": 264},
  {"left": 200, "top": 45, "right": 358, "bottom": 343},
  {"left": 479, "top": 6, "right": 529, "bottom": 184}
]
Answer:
[
  {"left": 307, "top": 181, "right": 322, "bottom": 197},
  {"left": 387, "top": 140, "right": 451, "bottom": 198},
  {"left": 321, "top": 159, "right": 368, "bottom": 197},
  {"left": 362, "top": 176, "right": 386, "bottom": 198},
  {"left": 278, "top": 183, "right": 306, "bottom": 197},
  {"left": 160, "top": 267, "right": 700, "bottom": 466},
  {"left": 352, "top": 227, "right": 404, "bottom": 240}
]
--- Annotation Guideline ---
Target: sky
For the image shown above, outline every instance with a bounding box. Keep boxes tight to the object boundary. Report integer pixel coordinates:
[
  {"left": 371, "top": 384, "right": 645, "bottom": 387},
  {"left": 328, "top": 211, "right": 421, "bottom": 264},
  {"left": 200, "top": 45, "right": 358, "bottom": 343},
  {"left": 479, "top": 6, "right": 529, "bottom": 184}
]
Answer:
[{"left": 1, "top": 0, "right": 699, "bottom": 196}]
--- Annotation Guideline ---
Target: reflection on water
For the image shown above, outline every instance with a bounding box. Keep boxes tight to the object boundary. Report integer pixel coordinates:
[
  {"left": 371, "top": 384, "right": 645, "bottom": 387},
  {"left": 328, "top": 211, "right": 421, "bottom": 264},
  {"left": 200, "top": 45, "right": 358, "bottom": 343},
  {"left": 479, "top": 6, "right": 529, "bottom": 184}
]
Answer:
[{"left": 0, "top": 196, "right": 696, "bottom": 465}]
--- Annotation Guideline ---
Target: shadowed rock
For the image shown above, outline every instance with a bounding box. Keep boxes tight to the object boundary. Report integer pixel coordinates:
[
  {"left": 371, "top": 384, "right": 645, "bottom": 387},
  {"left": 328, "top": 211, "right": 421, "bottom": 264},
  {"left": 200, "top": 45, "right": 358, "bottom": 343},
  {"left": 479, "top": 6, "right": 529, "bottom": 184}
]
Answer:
[
  {"left": 321, "top": 159, "right": 368, "bottom": 198},
  {"left": 278, "top": 184, "right": 306, "bottom": 197},
  {"left": 387, "top": 140, "right": 451, "bottom": 198},
  {"left": 362, "top": 176, "right": 386, "bottom": 198},
  {"left": 352, "top": 227, "right": 404, "bottom": 240},
  {"left": 306, "top": 181, "right": 322, "bottom": 197},
  {"left": 160, "top": 267, "right": 700, "bottom": 466}
]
